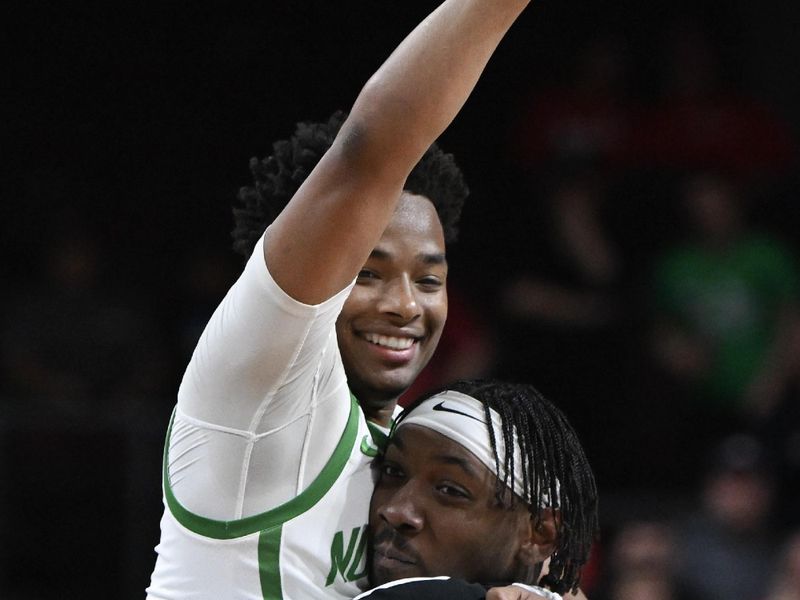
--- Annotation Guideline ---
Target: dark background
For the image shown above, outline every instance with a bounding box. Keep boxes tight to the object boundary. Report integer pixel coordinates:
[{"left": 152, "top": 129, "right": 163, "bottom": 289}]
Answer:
[{"left": 4, "top": 1, "right": 800, "bottom": 597}]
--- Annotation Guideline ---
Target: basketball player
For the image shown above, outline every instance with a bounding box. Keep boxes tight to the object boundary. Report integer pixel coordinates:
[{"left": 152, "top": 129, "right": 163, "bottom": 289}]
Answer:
[
  {"left": 146, "top": 1, "right": 577, "bottom": 599},
  {"left": 359, "top": 379, "right": 599, "bottom": 600}
]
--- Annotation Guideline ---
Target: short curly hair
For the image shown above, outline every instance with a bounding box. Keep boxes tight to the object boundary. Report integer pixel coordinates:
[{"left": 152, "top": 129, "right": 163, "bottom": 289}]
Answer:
[{"left": 232, "top": 110, "right": 468, "bottom": 259}]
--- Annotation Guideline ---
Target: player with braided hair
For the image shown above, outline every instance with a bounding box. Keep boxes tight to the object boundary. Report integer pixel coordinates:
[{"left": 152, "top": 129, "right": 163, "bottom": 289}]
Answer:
[{"left": 363, "top": 379, "right": 598, "bottom": 599}]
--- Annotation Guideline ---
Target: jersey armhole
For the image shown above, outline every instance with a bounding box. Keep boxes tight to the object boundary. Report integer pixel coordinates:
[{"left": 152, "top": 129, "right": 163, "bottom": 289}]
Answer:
[{"left": 161, "top": 393, "right": 360, "bottom": 539}]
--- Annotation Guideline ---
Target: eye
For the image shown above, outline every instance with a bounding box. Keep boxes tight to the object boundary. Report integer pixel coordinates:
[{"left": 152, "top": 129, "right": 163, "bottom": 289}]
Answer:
[
  {"left": 357, "top": 269, "right": 379, "bottom": 280},
  {"left": 379, "top": 461, "right": 405, "bottom": 480},
  {"left": 416, "top": 276, "right": 443, "bottom": 291},
  {"left": 437, "top": 483, "right": 470, "bottom": 499}
]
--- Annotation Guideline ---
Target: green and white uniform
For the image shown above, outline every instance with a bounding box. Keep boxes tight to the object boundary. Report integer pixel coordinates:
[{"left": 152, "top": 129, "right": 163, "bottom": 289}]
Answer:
[{"left": 147, "top": 233, "right": 387, "bottom": 599}]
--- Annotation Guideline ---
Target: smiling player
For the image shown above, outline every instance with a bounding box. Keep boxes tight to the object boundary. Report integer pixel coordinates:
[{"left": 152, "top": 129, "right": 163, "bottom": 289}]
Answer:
[{"left": 147, "top": 1, "right": 535, "bottom": 598}]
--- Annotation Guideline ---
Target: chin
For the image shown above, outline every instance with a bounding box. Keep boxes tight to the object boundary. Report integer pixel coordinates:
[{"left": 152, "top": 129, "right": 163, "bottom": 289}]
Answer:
[
  {"left": 360, "top": 373, "right": 417, "bottom": 403},
  {"left": 370, "top": 563, "right": 421, "bottom": 587}
]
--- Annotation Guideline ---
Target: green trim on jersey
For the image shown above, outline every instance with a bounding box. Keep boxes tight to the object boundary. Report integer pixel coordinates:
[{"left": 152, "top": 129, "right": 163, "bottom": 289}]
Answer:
[
  {"left": 161, "top": 392, "right": 360, "bottom": 540},
  {"left": 359, "top": 435, "right": 379, "bottom": 457},
  {"left": 360, "top": 416, "right": 394, "bottom": 457},
  {"left": 366, "top": 420, "right": 390, "bottom": 451},
  {"left": 259, "top": 526, "right": 283, "bottom": 599}
]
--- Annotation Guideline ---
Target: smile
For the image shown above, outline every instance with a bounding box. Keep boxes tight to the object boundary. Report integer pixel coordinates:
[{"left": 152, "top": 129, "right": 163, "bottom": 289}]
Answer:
[{"left": 363, "top": 333, "right": 417, "bottom": 350}]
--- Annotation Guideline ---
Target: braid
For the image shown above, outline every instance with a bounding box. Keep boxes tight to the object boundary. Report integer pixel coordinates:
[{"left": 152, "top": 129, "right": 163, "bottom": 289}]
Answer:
[{"left": 399, "top": 379, "right": 599, "bottom": 595}]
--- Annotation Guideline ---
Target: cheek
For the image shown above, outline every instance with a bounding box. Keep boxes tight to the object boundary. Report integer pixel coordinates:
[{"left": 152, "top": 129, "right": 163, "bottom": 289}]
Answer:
[
  {"left": 460, "top": 511, "right": 525, "bottom": 566},
  {"left": 432, "top": 510, "right": 503, "bottom": 559},
  {"left": 423, "top": 295, "right": 447, "bottom": 337},
  {"left": 340, "top": 288, "right": 371, "bottom": 322},
  {"left": 337, "top": 290, "right": 374, "bottom": 345}
]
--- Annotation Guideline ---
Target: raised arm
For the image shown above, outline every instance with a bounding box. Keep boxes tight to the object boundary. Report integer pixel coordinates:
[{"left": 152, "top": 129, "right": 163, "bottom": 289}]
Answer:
[{"left": 266, "top": 0, "right": 530, "bottom": 304}]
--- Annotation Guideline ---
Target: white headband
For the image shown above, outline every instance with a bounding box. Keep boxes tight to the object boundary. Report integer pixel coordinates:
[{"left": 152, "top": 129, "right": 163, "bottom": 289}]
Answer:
[{"left": 399, "top": 390, "right": 557, "bottom": 504}]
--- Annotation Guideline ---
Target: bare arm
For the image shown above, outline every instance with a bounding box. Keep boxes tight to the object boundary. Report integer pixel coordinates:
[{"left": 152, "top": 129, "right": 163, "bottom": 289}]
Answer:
[{"left": 266, "top": 0, "right": 530, "bottom": 304}]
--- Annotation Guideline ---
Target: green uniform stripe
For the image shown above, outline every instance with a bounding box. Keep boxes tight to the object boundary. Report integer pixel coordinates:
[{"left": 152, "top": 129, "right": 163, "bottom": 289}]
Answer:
[
  {"left": 259, "top": 526, "right": 283, "bottom": 599},
  {"left": 161, "top": 393, "right": 360, "bottom": 539},
  {"left": 366, "top": 419, "right": 391, "bottom": 452}
]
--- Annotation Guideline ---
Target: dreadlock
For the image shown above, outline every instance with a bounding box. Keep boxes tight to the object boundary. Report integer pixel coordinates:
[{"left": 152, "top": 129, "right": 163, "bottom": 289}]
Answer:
[
  {"left": 396, "top": 379, "right": 599, "bottom": 596},
  {"left": 232, "top": 110, "right": 468, "bottom": 259}
]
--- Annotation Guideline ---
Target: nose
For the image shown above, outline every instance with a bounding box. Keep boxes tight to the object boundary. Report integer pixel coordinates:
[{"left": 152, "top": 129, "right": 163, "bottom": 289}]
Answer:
[
  {"left": 378, "top": 482, "right": 424, "bottom": 532},
  {"left": 376, "top": 275, "right": 421, "bottom": 322}
]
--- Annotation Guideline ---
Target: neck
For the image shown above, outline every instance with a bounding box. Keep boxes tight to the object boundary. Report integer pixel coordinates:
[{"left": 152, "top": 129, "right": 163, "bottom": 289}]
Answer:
[
  {"left": 352, "top": 388, "right": 401, "bottom": 427},
  {"left": 366, "top": 403, "right": 398, "bottom": 428}
]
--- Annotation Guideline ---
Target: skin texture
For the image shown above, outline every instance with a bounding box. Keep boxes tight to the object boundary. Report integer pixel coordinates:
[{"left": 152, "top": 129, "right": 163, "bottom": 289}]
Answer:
[
  {"left": 369, "top": 425, "right": 556, "bottom": 587},
  {"left": 336, "top": 193, "right": 448, "bottom": 426}
]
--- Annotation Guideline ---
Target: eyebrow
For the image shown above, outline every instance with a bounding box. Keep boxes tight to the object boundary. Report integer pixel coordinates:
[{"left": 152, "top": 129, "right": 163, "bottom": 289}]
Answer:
[
  {"left": 430, "top": 454, "right": 481, "bottom": 478},
  {"left": 369, "top": 248, "right": 447, "bottom": 266}
]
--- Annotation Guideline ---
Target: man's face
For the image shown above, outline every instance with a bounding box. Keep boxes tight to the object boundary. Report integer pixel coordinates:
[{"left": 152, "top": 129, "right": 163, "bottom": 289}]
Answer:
[
  {"left": 368, "top": 424, "right": 533, "bottom": 586},
  {"left": 336, "top": 193, "right": 448, "bottom": 408}
]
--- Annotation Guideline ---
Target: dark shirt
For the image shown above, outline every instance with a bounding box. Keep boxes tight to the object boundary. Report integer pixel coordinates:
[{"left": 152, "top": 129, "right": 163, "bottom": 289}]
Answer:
[
  {"left": 357, "top": 578, "right": 489, "bottom": 599},
  {"left": 356, "top": 577, "right": 558, "bottom": 600}
]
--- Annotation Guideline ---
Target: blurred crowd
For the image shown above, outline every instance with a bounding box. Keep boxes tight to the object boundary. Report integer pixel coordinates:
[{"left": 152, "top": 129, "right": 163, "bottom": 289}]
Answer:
[{"left": 2, "top": 15, "right": 799, "bottom": 600}]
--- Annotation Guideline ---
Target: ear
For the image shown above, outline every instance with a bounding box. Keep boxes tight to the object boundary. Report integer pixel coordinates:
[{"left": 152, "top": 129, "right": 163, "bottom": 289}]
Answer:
[{"left": 517, "top": 508, "right": 559, "bottom": 566}]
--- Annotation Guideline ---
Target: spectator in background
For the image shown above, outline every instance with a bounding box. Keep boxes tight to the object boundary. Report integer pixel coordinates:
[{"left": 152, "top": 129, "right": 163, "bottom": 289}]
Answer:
[
  {"left": 674, "top": 434, "right": 778, "bottom": 600},
  {"left": 635, "top": 19, "right": 795, "bottom": 179},
  {"left": 593, "top": 521, "right": 699, "bottom": 600},
  {"left": 496, "top": 174, "right": 629, "bottom": 486},
  {"left": 650, "top": 172, "right": 800, "bottom": 437},
  {"left": 501, "top": 35, "right": 644, "bottom": 486},
  {"left": 499, "top": 176, "right": 622, "bottom": 361},
  {"left": 512, "top": 33, "right": 635, "bottom": 180}
]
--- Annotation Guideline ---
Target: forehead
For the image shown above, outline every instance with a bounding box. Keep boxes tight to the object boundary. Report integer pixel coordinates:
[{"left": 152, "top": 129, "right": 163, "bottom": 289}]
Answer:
[
  {"left": 376, "top": 193, "right": 445, "bottom": 251},
  {"left": 389, "top": 424, "right": 495, "bottom": 484}
]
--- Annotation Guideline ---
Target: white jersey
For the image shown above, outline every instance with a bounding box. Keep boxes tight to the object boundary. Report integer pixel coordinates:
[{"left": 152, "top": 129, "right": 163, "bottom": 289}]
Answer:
[{"left": 147, "top": 233, "right": 390, "bottom": 600}]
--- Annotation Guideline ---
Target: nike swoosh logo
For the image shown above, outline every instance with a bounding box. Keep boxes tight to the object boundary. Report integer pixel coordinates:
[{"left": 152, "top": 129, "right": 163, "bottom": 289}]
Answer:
[{"left": 432, "top": 401, "right": 483, "bottom": 423}]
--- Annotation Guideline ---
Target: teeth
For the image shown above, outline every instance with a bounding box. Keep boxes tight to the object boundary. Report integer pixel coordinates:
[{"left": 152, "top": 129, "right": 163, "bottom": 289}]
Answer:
[{"left": 364, "top": 333, "right": 415, "bottom": 350}]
